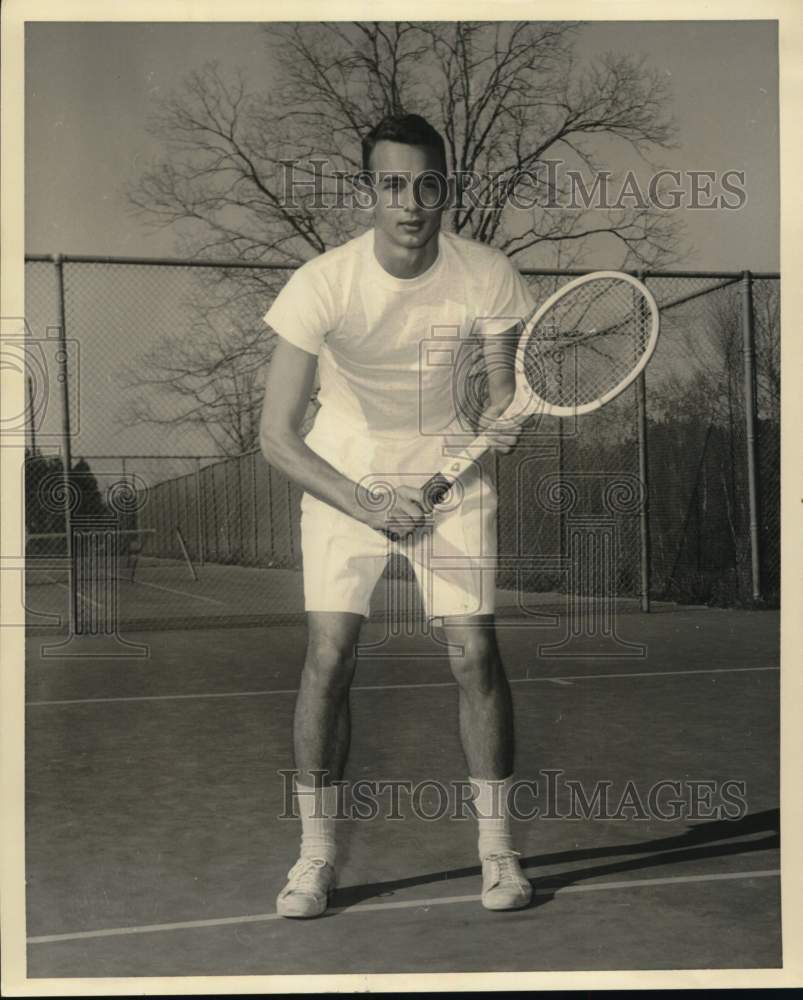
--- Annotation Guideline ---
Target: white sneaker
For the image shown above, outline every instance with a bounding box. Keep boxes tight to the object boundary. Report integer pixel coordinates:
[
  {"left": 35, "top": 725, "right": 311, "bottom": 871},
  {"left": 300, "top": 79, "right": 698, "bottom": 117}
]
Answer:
[
  {"left": 276, "top": 857, "right": 336, "bottom": 919},
  {"left": 481, "top": 850, "right": 532, "bottom": 911}
]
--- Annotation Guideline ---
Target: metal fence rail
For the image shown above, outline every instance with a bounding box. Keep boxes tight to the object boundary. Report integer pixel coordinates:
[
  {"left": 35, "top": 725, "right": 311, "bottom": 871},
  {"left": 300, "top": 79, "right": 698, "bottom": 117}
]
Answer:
[{"left": 23, "top": 252, "right": 780, "bottom": 624}]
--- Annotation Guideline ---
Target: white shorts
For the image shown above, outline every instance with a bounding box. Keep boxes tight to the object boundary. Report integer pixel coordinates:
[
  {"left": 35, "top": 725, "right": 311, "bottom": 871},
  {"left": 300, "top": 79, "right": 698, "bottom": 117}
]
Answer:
[{"left": 299, "top": 420, "right": 498, "bottom": 621}]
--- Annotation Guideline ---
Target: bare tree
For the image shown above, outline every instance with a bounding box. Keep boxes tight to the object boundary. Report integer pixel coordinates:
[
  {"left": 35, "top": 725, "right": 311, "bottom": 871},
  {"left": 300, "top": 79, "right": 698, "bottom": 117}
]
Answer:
[
  {"left": 752, "top": 279, "right": 780, "bottom": 422},
  {"left": 129, "top": 21, "right": 681, "bottom": 268},
  {"left": 117, "top": 299, "right": 279, "bottom": 454},
  {"left": 638, "top": 276, "right": 780, "bottom": 601},
  {"left": 125, "top": 21, "right": 683, "bottom": 451},
  {"left": 657, "top": 279, "right": 780, "bottom": 426}
]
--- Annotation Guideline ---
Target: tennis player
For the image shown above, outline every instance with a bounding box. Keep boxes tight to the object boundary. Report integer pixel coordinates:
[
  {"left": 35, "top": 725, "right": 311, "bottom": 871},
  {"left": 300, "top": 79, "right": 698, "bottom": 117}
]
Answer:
[{"left": 260, "top": 113, "right": 536, "bottom": 918}]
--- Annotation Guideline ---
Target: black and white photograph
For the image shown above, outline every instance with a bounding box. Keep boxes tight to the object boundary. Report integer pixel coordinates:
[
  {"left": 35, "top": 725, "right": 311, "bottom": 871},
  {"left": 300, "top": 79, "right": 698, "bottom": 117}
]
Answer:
[{"left": 1, "top": 0, "right": 801, "bottom": 993}]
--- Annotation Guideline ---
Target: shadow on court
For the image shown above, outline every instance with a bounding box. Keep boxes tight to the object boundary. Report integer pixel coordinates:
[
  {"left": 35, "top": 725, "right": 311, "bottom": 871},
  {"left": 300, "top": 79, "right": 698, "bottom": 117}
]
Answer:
[{"left": 330, "top": 808, "right": 780, "bottom": 910}]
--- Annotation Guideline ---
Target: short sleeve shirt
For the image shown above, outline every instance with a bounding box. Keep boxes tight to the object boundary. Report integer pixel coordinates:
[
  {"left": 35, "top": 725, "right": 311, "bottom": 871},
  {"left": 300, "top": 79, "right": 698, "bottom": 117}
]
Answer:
[{"left": 263, "top": 228, "right": 535, "bottom": 444}]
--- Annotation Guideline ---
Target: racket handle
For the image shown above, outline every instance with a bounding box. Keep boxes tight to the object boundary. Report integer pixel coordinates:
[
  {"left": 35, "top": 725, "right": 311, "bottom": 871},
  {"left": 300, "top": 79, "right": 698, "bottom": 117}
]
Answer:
[
  {"left": 421, "top": 474, "right": 453, "bottom": 510},
  {"left": 380, "top": 526, "right": 423, "bottom": 542},
  {"left": 422, "top": 432, "right": 494, "bottom": 508}
]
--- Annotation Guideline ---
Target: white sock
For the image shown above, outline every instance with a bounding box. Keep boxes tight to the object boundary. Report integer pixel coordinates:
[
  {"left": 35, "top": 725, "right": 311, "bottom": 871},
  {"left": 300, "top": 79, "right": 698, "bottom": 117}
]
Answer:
[
  {"left": 470, "top": 775, "right": 514, "bottom": 861},
  {"left": 295, "top": 779, "right": 338, "bottom": 867}
]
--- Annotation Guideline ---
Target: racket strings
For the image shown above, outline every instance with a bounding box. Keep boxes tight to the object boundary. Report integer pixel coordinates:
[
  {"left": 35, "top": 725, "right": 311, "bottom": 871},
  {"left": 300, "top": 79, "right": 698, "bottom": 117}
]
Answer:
[{"left": 522, "top": 277, "right": 652, "bottom": 407}]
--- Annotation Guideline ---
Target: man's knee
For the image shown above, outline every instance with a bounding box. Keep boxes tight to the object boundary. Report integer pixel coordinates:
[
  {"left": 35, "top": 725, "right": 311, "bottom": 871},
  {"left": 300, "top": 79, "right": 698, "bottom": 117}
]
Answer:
[
  {"left": 303, "top": 635, "right": 357, "bottom": 691},
  {"left": 447, "top": 626, "right": 501, "bottom": 694}
]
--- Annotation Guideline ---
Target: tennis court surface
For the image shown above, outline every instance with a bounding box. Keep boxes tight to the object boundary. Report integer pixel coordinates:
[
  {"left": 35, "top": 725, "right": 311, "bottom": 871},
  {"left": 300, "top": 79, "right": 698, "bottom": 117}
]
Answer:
[{"left": 25, "top": 601, "right": 780, "bottom": 976}]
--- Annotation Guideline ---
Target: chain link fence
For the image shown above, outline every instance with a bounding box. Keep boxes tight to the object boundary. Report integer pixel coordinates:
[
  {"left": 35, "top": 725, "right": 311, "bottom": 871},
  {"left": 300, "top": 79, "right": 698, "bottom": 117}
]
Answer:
[{"left": 21, "top": 253, "right": 780, "bottom": 631}]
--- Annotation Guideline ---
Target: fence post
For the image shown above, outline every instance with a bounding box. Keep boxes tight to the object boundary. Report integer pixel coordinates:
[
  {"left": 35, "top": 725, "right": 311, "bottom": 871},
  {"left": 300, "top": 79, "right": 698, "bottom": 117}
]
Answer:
[
  {"left": 121, "top": 456, "right": 130, "bottom": 531},
  {"left": 741, "top": 271, "right": 762, "bottom": 601},
  {"left": 195, "top": 457, "right": 205, "bottom": 566},
  {"left": 287, "top": 478, "right": 295, "bottom": 564},
  {"left": 493, "top": 448, "right": 500, "bottom": 586},
  {"left": 557, "top": 406, "right": 564, "bottom": 577},
  {"left": 224, "top": 458, "right": 232, "bottom": 561},
  {"left": 635, "top": 271, "right": 651, "bottom": 613},
  {"left": 251, "top": 450, "right": 259, "bottom": 564},
  {"left": 27, "top": 375, "right": 38, "bottom": 455},
  {"left": 54, "top": 254, "right": 74, "bottom": 580},
  {"left": 636, "top": 374, "right": 651, "bottom": 612},
  {"left": 636, "top": 271, "right": 650, "bottom": 611}
]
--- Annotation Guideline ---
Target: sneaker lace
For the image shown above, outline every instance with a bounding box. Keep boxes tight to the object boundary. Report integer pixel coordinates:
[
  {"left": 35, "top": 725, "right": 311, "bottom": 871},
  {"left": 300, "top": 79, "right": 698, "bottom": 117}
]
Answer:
[
  {"left": 485, "top": 850, "right": 524, "bottom": 884},
  {"left": 289, "top": 857, "right": 329, "bottom": 891}
]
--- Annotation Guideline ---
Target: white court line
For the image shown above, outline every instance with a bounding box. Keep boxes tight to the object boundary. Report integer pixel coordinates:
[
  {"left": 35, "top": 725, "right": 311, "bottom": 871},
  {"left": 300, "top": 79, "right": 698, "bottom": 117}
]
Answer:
[
  {"left": 130, "top": 578, "right": 228, "bottom": 605},
  {"left": 525, "top": 666, "right": 780, "bottom": 683},
  {"left": 29, "top": 576, "right": 225, "bottom": 609},
  {"left": 27, "top": 868, "right": 780, "bottom": 945},
  {"left": 32, "top": 577, "right": 107, "bottom": 611},
  {"left": 25, "top": 666, "right": 780, "bottom": 708},
  {"left": 67, "top": 587, "right": 102, "bottom": 612}
]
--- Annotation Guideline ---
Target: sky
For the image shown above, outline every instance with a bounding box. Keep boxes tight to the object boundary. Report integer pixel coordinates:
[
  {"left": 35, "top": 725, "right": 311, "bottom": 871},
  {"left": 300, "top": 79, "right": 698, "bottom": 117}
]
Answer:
[{"left": 25, "top": 20, "right": 780, "bottom": 270}]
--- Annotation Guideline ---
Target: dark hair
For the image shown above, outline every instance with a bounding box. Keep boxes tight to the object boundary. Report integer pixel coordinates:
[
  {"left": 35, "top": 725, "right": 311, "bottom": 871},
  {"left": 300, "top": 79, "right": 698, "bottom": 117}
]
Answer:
[{"left": 361, "top": 113, "right": 448, "bottom": 176}]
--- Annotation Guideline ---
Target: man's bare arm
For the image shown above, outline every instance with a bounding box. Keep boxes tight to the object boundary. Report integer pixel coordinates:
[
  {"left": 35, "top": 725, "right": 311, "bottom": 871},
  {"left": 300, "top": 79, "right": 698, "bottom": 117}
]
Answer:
[
  {"left": 259, "top": 335, "right": 368, "bottom": 521},
  {"left": 259, "top": 333, "right": 427, "bottom": 533},
  {"left": 481, "top": 324, "right": 519, "bottom": 417}
]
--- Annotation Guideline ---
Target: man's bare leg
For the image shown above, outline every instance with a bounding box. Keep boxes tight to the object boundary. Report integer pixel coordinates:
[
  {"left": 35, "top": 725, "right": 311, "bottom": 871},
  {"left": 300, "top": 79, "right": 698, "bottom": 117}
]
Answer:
[
  {"left": 276, "top": 611, "right": 363, "bottom": 918},
  {"left": 294, "top": 610, "right": 364, "bottom": 786},
  {"left": 439, "top": 614, "right": 531, "bottom": 910},
  {"left": 439, "top": 614, "right": 513, "bottom": 779}
]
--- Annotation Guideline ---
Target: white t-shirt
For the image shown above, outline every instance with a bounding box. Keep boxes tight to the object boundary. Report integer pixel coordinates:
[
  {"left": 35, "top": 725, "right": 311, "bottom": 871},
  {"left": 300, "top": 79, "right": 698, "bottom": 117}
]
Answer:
[{"left": 263, "top": 228, "right": 535, "bottom": 480}]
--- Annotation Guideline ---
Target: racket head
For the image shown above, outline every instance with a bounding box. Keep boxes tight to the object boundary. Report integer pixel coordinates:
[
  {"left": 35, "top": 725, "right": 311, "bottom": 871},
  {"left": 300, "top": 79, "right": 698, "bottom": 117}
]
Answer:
[{"left": 511, "top": 270, "right": 660, "bottom": 420}]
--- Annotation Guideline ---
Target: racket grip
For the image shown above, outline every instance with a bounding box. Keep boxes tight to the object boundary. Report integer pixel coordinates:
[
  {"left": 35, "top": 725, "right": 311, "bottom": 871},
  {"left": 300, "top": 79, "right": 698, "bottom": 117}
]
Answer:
[
  {"left": 380, "top": 527, "right": 422, "bottom": 543},
  {"left": 422, "top": 473, "right": 453, "bottom": 510},
  {"left": 423, "top": 432, "right": 496, "bottom": 508}
]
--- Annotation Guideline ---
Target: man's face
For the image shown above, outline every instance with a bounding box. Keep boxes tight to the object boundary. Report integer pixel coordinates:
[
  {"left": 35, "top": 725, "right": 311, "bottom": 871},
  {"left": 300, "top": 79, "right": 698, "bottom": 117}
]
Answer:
[{"left": 368, "top": 140, "right": 447, "bottom": 251}]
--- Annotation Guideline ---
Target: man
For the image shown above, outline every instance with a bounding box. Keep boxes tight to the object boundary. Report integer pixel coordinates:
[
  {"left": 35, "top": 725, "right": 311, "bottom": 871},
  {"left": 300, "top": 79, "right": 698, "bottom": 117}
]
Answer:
[{"left": 260, "top": 113, "right": 536, "bottom": 918}]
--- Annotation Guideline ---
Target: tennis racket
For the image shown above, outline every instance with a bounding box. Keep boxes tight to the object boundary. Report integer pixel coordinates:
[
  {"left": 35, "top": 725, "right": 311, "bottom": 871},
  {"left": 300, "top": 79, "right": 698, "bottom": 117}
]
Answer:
[{"left": 420, "top": 269, "right": 660, "bottom": 508}]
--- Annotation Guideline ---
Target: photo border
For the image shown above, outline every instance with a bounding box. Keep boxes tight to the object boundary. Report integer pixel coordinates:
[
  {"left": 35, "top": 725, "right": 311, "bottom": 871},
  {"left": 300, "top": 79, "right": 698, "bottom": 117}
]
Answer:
[{"left": 2, "top": 1, "right": 800, "bottom": 993}]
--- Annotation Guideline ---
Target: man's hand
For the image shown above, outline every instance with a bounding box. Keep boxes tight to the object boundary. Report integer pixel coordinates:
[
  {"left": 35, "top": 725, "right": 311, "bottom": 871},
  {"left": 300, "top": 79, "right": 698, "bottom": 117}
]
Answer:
[
  {"left": 477, "top": 401, "right": 522, "bottom": 455},
  {"left": 355, "top": 482, "right": 430, "bottom": 539}
]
